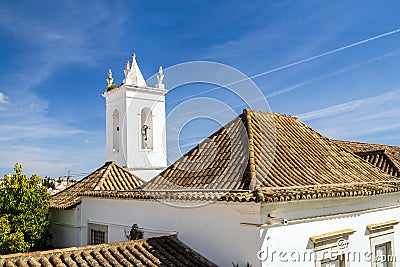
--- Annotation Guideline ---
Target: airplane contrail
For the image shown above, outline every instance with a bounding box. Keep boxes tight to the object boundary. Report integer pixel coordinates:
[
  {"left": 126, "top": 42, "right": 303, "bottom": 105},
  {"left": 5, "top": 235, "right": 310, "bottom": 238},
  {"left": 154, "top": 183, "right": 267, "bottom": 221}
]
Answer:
[
  {"left": 266, "top": 51, "right": 398, "bottom": 98},
  {"left": 250, "top": 28, "right": 400, "bottom": 79},
  {"left": 169, "top": 28, "right": 400, "bottom": 104}
]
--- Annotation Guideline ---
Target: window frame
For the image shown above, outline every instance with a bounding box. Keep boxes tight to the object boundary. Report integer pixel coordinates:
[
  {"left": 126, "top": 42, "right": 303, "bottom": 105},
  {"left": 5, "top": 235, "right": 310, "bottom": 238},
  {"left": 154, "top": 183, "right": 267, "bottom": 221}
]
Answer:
[
  {"left": 88, "top": 223, "right": 108, "bottom": 245},
  {"left": 140, "top": 107, "right": 154, "bottom": 150},
  {"left": 367, "top": 220, "right": 398, "bottom": 267},
  {"left": 321, "top": 254, "right": 345, "bottom": 267}
]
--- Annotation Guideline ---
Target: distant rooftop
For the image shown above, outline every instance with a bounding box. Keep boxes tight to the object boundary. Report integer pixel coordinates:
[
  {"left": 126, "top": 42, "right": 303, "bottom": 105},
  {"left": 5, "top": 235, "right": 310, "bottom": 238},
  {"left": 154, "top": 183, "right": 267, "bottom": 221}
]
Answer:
[
  {"left": 50, "top": 161, "right": 144, "bottom": 209},
  {"left": 334, "top": 139, "right": 400, "bottom": 178}
]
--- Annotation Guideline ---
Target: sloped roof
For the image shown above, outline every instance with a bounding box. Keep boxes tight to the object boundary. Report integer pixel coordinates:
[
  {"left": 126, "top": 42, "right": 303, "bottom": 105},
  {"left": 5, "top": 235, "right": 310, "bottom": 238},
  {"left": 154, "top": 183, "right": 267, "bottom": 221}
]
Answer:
[
  {"left": 247, "top": 110, "right": 393, "bottom": 187},
  {"left": 144, "top": 110, "right": 397, "bottom": 193},
  {"left": 0, "top": 235, "right": 216, "bottom": 267},
  {"left": 146, "top": 111, "right": 251, "bottom": 191},
  {"left": 334, "top": 140, "right": 400, "bottom": 178},
  {"left": 81, "top": 110, "right": 400, "bottom": 203},
  {"left": 50, "top": 161, "right": 145, "bottom": 210}
]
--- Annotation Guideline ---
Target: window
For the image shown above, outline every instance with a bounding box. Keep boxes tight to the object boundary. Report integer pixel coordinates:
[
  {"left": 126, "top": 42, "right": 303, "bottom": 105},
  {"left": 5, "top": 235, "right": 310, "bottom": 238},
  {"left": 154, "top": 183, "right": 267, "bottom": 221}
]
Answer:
[
  {"left": 367, "top": 220, "right": 398, "bottom": 267},
  {"left": 375, "top": 242, "right": 392, "bottom": 267},
  {"left": 112, "top": 109, "right": 120, "bottom": 153},
  {"left": 91, "top": 229, "right": 105, "bottom": 244},
  {"left": 88, "top": 223, "right": 108, "bottom": 245},
  {"left": 310, "top": 229, "right": 355, "bottom": 267},
  {"left": 141, "top": 107, "right": 153, "bottom": 149},
  {"left": 321, "top": 255, "right": 345, "bottom": 267}
]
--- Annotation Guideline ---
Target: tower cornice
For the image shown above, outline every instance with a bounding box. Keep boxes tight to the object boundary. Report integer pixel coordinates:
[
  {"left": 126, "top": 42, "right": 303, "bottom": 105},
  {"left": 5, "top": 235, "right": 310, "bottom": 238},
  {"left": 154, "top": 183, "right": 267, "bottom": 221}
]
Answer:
[{"left": 102, "top": 84, "right": 168, "bottom": 98}]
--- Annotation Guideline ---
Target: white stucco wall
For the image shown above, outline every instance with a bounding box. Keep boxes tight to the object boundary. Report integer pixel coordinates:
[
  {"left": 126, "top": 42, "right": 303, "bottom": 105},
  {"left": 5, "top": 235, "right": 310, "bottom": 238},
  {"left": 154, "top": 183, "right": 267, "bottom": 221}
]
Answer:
[
  {"left": 104, "top": 85, "right": 167, "bottom": 181},
  {"left": 80, "top": 197, "right": 261, "bottom": 266},
  {"left": 259, "top": 193, "right": 400, "bottom": 266},
  {"left": 51, "top": 192, "right": 400, "bottom": 266},
  {"left": 49, "top": 206, "right": 82, "bottom": 248},
  {"left": 104, "top": 89, "right": 126, "bottom": 167}
]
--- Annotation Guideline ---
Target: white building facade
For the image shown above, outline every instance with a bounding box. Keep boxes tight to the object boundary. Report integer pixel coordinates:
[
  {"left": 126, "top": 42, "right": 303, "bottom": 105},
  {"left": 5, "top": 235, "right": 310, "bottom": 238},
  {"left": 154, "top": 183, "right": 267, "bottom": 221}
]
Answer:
[{"left": 63, "top": 191, "right": 400, "bottom": 266}]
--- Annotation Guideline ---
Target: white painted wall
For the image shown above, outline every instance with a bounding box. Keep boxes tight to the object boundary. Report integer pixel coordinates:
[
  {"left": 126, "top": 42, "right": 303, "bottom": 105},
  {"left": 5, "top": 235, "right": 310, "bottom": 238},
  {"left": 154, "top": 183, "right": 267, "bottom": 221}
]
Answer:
[
  {"left": 104, "top": 89, "right": 126, "bottom": 167},
  {"left": 259, "top": 193, "right": 400, "bottom": 266},
  {"left": 80, "top": 197, "right": 262, "bottom": 266},
  {"left": 49, "top": 206, "right": 82, "bottom": 248},
  {"left": 51, "top": 193, "right": 400, "bottom": 266},
  {"left": 103, "top": 85, "right": 167, "bottom": 181}
]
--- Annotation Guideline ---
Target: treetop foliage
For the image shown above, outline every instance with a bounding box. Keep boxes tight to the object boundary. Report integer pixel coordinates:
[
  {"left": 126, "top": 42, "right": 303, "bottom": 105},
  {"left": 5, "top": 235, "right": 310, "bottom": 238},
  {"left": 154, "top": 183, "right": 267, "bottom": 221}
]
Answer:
[{"left": 0, "top": 163, "right": 51, "bottom": 254}]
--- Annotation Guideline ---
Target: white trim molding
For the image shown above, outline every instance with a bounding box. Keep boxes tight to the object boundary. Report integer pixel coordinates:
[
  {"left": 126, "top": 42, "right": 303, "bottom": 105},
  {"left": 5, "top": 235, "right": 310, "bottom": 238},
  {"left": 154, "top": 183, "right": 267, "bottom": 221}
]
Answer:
[{"left": 310, "top": 229, "right": 356, "bottom": 267}]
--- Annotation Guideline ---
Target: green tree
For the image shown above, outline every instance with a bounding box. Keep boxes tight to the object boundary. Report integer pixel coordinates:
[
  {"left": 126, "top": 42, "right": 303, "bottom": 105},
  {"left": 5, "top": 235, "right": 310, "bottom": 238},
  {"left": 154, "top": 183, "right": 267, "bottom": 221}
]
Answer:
[{"left": 0, "top": 163, "right": 51, "bottom": 254}]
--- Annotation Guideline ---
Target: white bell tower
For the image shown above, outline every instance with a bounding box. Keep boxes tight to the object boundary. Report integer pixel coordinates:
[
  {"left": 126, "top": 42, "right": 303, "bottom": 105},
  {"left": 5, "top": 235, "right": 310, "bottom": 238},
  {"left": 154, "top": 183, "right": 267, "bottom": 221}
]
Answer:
[{"left": 103, "top": 53, "right": 168, "bottom": 181}]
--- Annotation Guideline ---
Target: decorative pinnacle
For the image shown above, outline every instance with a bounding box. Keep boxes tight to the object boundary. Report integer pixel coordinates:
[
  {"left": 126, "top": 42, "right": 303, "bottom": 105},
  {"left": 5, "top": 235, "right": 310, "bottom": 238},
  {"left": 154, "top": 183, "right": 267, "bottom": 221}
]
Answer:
[
  {"left": 156, "top": 65, "right": 165, "bottom": 89},
  {"left": 123, "top": 52, "right": 147, "bottom": 87},
  {"left": 106, "top": 69, "right": 114, "bottom": 86},
  {"left": 131, "top": 53, "right": 136, "bottom": 68}
]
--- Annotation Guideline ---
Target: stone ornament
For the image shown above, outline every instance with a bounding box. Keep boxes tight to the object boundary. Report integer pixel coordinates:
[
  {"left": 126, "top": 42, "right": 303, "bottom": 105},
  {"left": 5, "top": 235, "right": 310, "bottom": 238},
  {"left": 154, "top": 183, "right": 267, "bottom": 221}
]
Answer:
[
  {"left": 106, "top": 69, "right": 114, "bottom": 86},
  {"left": 156, "top": 66, "right": 165, "bottom": 89}
]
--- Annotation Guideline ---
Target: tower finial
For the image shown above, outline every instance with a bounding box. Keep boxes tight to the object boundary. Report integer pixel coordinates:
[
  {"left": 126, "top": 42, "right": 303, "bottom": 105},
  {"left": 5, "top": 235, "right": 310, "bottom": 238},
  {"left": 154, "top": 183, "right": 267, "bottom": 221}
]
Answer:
[
  {"left": 123, "top": 53, "right": 147, "bottom": 87},
  {"left": 106, "top": 69, "right": 114, "bottom": 86},
  {"left": 156, "top": 66, "right": 165, "bottom": 89},
  {"left": 132, "top": 53, "right": 136, "bottom": 63},
  {"left": 130, "top": 53, "right": 137, "bottom": 72}
]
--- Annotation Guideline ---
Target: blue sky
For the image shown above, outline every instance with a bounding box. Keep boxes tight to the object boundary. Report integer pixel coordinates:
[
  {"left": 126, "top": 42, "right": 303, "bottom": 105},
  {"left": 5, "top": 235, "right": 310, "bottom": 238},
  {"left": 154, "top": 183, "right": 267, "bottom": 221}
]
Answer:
[{"left": 0, "top": 0, "right": 400, "bottom": 178}]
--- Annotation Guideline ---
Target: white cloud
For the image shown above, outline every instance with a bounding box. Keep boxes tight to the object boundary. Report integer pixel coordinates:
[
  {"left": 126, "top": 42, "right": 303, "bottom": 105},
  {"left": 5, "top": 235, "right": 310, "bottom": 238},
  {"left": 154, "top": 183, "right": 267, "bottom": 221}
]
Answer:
[
  {"left": 0, "top": 143, "right": 104, "bottom": 177},
  {"left": 297, "top": 89, "right": 400, "bottom": 144},
  {"left": 0, "top": 92, "right": 8, "bottom": 111},
  {"left": 0, "top": 92, "right": 7, "bottom": 104},
  {"left": 296, "top": 90, "right": 400, "bottom": 121}
]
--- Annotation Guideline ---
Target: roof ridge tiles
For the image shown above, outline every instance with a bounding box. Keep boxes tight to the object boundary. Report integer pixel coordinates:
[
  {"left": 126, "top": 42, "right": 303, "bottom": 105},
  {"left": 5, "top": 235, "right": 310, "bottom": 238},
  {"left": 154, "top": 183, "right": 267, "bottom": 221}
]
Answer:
[
  {"left": 334, "top": 139, "right": 397, "bottom": 148},
  {"left": 93, "top": 161, "right": 113, "bottom": 190},
  {"left": 242, "top": 109, "right": 296, "bottom": 118},
  {"left": 244, "top": 109, "right": 257, "bottom": 191}
]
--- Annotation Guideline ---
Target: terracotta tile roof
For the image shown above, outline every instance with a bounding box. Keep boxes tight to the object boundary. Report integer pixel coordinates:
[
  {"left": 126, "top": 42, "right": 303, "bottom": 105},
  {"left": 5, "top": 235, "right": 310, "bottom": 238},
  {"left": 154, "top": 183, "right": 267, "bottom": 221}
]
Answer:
[
  {"left": 334, "top": 140, "right": 400, "bottom": 178},
  {"left": 247, "top": 110, "right": 394, "bottom": 187},
  {"left": 0, "top": 235, "right": 216, "bottom": 267},
  {"left": 145, "top": 112, "right": 251, "bottom": 191},
  {"left": 144, "top": 110, "right": 397, "bottom": 194},
  {"left": 50, "top": 161, "right": 145, "bottom": 210},
  {"left": 80, "top": 110, "right": 400, "bottom": 203}
]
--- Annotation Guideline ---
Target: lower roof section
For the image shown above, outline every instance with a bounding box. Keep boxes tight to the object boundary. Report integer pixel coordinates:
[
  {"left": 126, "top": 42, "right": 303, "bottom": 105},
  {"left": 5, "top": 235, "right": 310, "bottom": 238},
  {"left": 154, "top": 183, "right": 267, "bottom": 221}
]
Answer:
[
  {"left": 0, "top": 235, "right": 216, "bottom": 267},
  {"left": 50, "top": 161, "right": 144, "bottom": 210}
]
